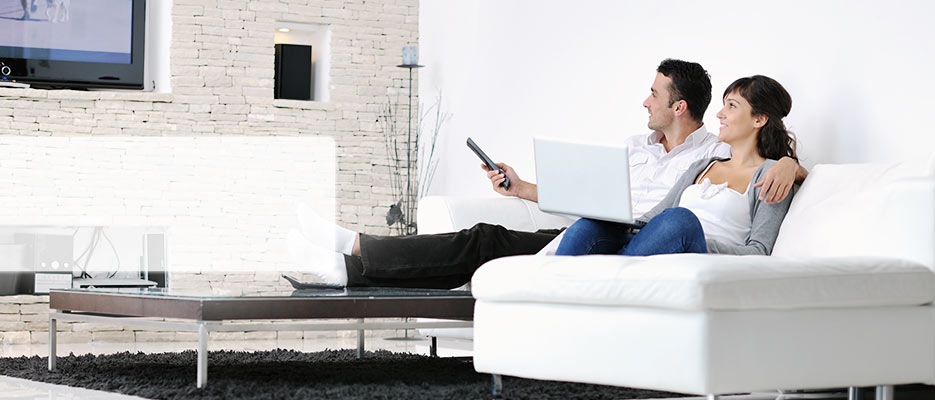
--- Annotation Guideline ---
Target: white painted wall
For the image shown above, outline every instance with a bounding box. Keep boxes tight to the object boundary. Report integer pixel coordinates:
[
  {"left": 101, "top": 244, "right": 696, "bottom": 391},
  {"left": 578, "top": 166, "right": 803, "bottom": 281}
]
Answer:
[{"left": 419, "top": 0, "right": 935, "bottom": 197}]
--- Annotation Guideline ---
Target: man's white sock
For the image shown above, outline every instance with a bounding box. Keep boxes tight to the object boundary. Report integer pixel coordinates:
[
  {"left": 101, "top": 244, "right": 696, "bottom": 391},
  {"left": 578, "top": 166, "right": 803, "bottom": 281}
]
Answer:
[
  {"left": 287, "top": 229, "right": 348, "bottom": 285},
  {"left": 296, "top": 202, "right": 357, "bottom": 256}
]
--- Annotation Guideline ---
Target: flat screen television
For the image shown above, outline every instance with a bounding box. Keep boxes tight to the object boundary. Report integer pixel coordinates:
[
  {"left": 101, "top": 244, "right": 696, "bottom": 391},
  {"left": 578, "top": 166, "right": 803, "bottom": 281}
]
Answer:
[{"left": 0, "top": 0, "right": 146, "bottom": 90}]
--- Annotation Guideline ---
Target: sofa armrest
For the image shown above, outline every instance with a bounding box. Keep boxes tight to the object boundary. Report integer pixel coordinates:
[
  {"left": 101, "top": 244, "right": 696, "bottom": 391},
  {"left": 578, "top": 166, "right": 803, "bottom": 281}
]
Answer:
[{"left": 417, "top": 196, "right": 575, "bottom": 234}]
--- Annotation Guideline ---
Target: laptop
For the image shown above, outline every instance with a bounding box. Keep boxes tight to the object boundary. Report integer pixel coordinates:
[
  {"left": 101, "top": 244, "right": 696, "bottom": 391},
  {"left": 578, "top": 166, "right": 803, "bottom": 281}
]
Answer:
[{"left": 534, "top": 137, "right": 645, "bottom": 227}]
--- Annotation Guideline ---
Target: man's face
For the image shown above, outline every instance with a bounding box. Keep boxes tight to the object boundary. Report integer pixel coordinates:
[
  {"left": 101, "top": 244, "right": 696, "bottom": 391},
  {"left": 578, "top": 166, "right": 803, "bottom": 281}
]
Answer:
[{"left": 642, "top": 73, "right": 678, "bottom": 131}]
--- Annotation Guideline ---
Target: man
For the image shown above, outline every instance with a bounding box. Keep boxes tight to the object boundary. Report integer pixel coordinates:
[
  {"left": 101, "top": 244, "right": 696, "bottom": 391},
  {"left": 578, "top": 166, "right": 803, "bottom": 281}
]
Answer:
[{"left": 290, "top": 59, "right": 805, "bottom": 288}]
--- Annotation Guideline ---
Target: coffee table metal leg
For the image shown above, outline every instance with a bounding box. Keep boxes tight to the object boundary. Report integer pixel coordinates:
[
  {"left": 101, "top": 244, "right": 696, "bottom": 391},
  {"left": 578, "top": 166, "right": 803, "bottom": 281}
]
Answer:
[
  {"left": 848, "top": 387, "right": 861, "bottom": 400},
  {"left": 357, "top": 318, "right": 365, "bottom": 359},
  {"left": 197, "top": 322, "right": 208, "bottom": 388},
  {"left": 875, "top": 385, "right": 893, "bottom": 400},
  {"left": 48, "top": 315, "right": 57, "bottom": 371}
]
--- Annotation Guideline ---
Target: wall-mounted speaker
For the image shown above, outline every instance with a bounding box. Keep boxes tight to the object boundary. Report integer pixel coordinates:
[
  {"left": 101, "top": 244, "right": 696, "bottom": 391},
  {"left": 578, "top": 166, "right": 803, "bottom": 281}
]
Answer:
[{"left": 274, "top": 44, "right": 313, "bottom": 101}]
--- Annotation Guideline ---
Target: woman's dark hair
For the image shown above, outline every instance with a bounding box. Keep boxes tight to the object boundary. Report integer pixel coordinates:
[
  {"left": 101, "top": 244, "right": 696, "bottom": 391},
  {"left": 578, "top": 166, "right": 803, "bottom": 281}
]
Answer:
[
  {"left": 657, "top": 59, "right": 712, "bottom": 123},
  {"left": 723, "top": 75, "right": 798, "bottom": 161}
]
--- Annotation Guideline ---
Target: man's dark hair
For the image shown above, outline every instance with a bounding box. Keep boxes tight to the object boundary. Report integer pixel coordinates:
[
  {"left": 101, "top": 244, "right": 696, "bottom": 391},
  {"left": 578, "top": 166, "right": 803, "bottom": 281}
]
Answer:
[{"left": 656, "top": 59, "right": 712, "bottom": 123}]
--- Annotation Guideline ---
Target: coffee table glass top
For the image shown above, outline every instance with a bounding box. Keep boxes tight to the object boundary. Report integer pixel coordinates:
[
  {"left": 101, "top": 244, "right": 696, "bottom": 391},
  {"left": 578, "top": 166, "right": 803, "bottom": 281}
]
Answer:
[{"left": 53, "top": 287, "right": 474, "bottom": 300}]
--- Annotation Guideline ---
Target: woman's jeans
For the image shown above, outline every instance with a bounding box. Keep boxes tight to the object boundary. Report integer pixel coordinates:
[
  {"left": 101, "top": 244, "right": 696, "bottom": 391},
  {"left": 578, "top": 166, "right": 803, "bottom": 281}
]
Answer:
[{"left": 555, "top": 207, "right": 707, "bottom": 256}]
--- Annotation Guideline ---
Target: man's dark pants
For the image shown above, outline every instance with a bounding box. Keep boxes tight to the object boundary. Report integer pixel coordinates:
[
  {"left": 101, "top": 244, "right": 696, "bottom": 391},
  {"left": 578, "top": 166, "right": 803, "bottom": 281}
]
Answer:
[{"left": 344, "top": 223, "right": 562, "bottom": 289}]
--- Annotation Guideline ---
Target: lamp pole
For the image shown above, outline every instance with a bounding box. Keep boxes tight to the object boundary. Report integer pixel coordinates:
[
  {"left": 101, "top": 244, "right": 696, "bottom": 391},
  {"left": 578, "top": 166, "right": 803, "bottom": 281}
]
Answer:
[{"left": 397, "top": 63, "right": 423, "bottom": 235}]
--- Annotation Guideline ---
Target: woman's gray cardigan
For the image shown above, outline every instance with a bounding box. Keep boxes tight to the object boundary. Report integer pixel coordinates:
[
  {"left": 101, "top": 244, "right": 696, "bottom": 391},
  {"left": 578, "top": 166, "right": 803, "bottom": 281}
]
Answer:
[{"left": 635, "top": 157, "right": 795, "bottom": 255}]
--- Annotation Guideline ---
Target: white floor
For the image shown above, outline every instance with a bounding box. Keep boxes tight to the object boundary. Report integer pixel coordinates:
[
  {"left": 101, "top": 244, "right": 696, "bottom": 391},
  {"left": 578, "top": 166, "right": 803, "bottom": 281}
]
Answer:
[{"left": 0, "top": 334, "right": 828, "bottom": 400}]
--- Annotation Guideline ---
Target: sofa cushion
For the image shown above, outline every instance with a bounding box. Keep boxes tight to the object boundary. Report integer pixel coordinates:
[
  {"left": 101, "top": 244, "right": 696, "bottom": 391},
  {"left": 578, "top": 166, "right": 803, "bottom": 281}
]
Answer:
[
  {"left": 772, "top": 157, "right": 935, "bottom": 270},
  {"left": 471, "top": 254, "right": 935, "bottom": 311}
]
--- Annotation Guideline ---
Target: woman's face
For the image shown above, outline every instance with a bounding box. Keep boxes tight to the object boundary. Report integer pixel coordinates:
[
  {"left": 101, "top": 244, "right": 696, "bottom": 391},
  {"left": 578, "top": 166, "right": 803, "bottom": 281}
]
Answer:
[{"left": 716, "top": 90, "right": 764, "bottom": 145}]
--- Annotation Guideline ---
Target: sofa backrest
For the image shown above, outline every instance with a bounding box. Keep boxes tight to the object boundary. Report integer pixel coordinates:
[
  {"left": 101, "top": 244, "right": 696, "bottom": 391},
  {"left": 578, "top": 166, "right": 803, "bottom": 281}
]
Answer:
[
  {"left": 772, "top": 156, "right": 935, "bottom": 270},
  {"left": 417, "top": 196, "right": 575, "bottom": 234}
]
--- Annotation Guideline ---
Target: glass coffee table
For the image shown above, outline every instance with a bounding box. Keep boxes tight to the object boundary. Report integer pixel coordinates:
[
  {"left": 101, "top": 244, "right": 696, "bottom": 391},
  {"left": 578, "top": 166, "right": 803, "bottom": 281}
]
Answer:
[{"left": 47, "top": 287, "right": 474, "bottom": 388}]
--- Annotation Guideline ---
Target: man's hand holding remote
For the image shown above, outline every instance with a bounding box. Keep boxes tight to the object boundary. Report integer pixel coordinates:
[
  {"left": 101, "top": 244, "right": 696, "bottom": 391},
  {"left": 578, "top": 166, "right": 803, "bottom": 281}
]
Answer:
[{"left": 481, "top": 162, "right": 538, "bottom": 203}]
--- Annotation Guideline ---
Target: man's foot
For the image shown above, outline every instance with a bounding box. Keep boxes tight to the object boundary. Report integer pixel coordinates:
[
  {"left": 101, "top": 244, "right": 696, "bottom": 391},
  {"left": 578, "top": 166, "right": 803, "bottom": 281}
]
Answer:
[
  {"left": 296, "top": 202, "right": 358, "bottom": 256},
  {"left": 287, "top": 230, "right": 348, "bottom": 285}
]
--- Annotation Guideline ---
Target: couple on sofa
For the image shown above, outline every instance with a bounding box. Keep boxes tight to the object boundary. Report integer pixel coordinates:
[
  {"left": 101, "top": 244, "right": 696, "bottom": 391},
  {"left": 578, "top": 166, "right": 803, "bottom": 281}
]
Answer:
[{"left": 289, "top": 58, "right": 807, "bottom": 288}]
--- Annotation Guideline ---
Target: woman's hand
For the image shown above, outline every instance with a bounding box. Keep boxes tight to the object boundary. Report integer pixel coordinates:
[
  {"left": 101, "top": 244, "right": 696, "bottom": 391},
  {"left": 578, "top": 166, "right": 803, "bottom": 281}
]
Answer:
[{"left": 754, "top": 157, "right": 797, "bottom": 203}]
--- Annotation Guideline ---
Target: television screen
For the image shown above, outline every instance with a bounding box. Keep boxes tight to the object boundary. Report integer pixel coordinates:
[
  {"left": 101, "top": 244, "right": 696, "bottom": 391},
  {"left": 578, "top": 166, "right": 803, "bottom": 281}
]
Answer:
[
  {"left": 0, "top": 0, "right": 133, "bottom": 64},
  {"left": 0, "top": 0, "right": 145, "bottom": 89}
]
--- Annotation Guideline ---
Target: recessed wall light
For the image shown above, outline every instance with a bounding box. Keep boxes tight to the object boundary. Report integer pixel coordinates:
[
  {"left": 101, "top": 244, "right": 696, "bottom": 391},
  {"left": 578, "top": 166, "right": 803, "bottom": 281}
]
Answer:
[{"left": 278, "top": 28, "right": 291, "bottom": 33}]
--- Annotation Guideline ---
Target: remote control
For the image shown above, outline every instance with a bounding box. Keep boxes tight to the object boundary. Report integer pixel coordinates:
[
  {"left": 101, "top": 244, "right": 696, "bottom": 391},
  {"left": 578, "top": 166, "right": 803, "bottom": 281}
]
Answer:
[
  {"left": 466, "top": 137, "right": 510, "bottom": 189},
  {"left": 281, "top": 274, "right": 345, "bottom": 290}
]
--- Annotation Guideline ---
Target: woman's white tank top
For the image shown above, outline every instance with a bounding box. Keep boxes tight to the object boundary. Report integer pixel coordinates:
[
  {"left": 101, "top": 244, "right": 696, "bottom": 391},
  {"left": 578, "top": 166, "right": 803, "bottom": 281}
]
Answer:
[{"left": 677, "top": 162, "right": 752, "bottom": 246}]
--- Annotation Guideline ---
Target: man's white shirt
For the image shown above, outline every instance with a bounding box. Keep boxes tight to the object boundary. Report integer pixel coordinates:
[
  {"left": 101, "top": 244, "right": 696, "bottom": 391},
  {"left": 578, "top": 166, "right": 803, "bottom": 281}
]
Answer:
[
  {"left": 536, "top": 125, "right": 731, "bottom": 255},
  {"left": 625, "top": 125, "right": 731, "bottom": 217}
]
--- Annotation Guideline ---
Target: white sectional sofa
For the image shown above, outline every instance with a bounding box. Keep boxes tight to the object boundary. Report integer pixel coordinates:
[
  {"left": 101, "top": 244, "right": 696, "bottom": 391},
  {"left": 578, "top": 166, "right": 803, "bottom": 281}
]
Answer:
[
  {"left": 419, "top": 157, "right": 935, "bottom": 399},
  {"left": 415, "top": 196, "right": 574, "bottom": 340}
]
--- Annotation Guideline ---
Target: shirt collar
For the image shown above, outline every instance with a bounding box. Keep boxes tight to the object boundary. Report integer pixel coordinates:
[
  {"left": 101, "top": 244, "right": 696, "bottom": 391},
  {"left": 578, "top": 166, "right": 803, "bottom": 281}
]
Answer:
[
  {"left": 647, "top": 124, "right": 710, "bottom": 148},
  {"left": 686, "top": 124, "right": 713, "bottom": 147}
]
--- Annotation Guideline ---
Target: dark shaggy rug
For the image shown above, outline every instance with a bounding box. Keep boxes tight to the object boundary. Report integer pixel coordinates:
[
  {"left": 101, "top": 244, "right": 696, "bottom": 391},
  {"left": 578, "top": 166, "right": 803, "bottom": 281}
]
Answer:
[{"left": 0, "top": 349, "right": 688, "bottom": 400}]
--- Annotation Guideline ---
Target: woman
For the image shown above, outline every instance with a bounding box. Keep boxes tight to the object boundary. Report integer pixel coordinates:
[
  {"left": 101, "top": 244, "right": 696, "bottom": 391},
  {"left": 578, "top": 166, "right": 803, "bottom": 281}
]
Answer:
[{"left": 556, "top": 75, "right": 798, "bottom": 256}]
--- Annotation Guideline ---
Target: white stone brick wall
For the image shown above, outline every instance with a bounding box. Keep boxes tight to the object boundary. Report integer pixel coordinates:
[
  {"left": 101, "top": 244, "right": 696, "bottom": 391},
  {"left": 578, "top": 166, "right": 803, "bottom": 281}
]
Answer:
[
  {"left": 0, "top": 136, "right": 335, "bottom": 275},
  {"left": 0, "top": 0, "right": 418, "bottom": 235},
  {"left": 0, "top": 0, "right": 419, "bottom": 343}
]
